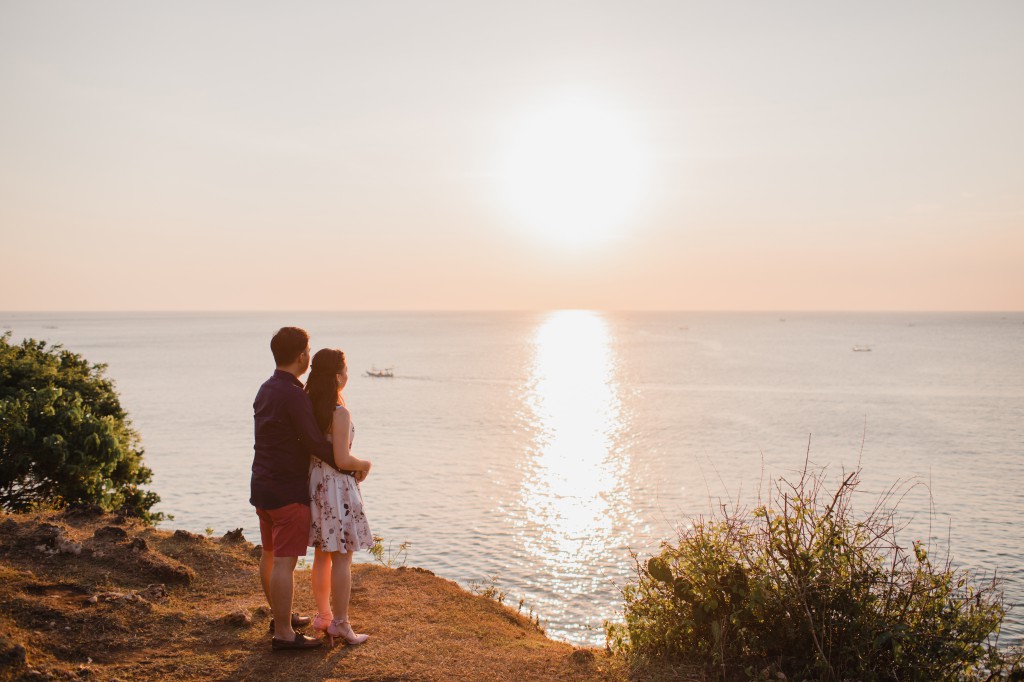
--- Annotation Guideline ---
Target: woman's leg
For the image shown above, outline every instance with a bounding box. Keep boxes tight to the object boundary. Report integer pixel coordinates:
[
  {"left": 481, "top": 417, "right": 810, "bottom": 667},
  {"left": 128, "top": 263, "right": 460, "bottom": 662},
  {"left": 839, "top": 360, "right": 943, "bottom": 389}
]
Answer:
[
  {"left": 328, "top": 549, "right": 369, "bottom": 643},
  {"left": 329, "top": 549, "right": 353, "bottom": 621},
  {"left": 311, "top": 547, "right": 333, "bottom": 620}
]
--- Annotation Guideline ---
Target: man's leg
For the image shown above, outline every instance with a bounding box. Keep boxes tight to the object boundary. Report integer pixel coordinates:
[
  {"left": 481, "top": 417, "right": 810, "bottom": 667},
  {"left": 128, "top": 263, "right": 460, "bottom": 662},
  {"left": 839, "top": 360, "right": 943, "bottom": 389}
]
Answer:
[
  {"left": 260, "top": 548, "right": 274, "bottom": 607},
  {"left": 271, "top": 555, "right": 299, "bottom": 641},
  {"left": 266, "top": 502, "right": 313, "bottom": 643},
  {"left": 255, "top": 509, "right": 275, "bottom": 609}
]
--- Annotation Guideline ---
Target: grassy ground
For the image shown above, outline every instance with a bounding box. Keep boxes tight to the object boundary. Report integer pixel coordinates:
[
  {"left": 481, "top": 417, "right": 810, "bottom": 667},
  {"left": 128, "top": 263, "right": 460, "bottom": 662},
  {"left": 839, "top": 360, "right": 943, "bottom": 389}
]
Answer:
[{"left": 0, "top": 509, "right": 630, "bottom": 681}]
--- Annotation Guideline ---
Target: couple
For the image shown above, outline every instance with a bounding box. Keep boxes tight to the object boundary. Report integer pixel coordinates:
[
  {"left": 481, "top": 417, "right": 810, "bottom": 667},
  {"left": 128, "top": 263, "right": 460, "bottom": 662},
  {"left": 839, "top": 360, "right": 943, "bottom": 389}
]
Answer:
[{"left": 249, "top": 326, "right": 375, "bottom": 651}]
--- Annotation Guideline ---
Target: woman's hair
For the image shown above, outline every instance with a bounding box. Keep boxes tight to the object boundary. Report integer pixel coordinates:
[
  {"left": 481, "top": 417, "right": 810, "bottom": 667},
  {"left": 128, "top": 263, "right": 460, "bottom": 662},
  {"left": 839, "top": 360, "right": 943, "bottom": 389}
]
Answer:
[{"left": 304, "top": 348, "right": 346, "bottom": 434}]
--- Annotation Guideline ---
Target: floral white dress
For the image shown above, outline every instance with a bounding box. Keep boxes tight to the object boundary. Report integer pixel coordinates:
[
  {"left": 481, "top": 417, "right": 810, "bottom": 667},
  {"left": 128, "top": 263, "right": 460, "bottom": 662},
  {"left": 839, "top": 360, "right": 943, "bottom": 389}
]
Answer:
[{"left": 308, "top": 410, "right": 373, "bottom": 553}]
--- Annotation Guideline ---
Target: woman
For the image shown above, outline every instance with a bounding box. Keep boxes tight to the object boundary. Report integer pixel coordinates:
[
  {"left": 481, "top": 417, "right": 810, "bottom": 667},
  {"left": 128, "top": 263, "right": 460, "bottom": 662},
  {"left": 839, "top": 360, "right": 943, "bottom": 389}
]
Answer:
[{"left": 304, "top": 348, "right": 373, "bottom": 646}]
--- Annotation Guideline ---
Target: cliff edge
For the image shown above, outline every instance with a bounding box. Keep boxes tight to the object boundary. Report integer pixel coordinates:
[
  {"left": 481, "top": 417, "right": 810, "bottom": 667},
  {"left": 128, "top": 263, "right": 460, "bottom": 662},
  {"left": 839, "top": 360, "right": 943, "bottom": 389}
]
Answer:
[{"left": 0, "top": 510, "right": 626, "bottom": 681}]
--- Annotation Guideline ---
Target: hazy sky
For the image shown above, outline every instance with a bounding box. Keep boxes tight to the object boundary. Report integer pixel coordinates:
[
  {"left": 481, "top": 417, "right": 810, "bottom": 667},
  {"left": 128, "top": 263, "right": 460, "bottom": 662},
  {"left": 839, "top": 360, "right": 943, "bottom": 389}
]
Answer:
[{"left": 2, "top": 1, "right": 1022, "bottom": 311}]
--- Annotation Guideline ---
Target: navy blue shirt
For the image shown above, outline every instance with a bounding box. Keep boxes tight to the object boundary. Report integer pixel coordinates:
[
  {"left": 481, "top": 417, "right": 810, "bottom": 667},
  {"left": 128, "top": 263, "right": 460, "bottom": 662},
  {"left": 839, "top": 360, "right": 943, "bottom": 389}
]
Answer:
[{"left": 250, "top": 369, "right": 335, "bottom": 510}]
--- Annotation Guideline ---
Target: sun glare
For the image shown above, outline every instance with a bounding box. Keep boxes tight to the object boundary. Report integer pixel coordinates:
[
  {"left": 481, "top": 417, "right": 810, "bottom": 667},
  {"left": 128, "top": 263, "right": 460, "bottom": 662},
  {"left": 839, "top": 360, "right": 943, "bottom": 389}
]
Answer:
[
  {"left": 497, "top": 95, "right": 650, "bottom": 248},
  {"left": 518, "top": 310, "right": 633, "bottom": 573}
]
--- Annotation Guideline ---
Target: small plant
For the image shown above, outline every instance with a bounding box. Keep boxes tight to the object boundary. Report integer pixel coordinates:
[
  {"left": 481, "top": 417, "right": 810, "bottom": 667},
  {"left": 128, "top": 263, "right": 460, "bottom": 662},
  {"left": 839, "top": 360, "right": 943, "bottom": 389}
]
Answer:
[
  {"left": 468, "top": 573, "right": 507, "bottom": 604},
  {"left": 466, "top": 574, "right": 545, "bottom": 632},
  {"left": 368, "top": 535, "right": 411, "bottom": 568},
  {"left": 608, "top": 455, "right": 1023, "bottom": 681},
  {"left": 204, "top": 527, "right": 214, "bottom": 537}
]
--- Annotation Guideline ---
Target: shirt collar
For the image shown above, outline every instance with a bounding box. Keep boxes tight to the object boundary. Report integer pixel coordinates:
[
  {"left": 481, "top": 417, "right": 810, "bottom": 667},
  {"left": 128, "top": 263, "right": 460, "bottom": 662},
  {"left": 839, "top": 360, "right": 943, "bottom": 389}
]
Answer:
[{"left": 273, "top": 368, "right": 303, "bottom": 388}]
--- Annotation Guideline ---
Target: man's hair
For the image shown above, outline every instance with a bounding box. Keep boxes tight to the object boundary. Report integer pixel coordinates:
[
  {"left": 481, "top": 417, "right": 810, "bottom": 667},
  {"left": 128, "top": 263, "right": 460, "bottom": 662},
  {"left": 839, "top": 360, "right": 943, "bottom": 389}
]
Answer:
[{"left": 271, "top": 327, "right": 309, "bottom": 366}]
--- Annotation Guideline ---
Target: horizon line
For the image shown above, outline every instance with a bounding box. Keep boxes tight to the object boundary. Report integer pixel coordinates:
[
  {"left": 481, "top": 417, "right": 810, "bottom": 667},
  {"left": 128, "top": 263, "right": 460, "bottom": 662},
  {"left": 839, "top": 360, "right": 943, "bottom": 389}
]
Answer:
[{"left": 2, "top": 309, "right": 1023, "bottom": 315}]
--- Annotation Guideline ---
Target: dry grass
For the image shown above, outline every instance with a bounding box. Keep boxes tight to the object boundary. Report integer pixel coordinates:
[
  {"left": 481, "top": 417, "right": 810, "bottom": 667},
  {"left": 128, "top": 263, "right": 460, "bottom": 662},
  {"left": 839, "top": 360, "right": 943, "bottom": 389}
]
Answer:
[{"left": 0, "top": 510, "right": 628, "bottom": 681}]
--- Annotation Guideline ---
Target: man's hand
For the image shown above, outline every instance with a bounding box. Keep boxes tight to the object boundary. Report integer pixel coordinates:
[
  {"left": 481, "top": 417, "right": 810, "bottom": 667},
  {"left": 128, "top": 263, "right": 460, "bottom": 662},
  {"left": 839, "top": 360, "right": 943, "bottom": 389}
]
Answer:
[{"left": 354, "top": 470, "right": 369, "bottom": 483}]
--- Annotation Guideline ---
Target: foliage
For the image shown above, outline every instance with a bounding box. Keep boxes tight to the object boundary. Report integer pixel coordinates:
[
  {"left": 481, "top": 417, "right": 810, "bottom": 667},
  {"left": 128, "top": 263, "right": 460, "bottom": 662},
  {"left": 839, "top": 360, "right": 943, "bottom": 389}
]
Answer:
[
  {"left": 469, "top": 573, "right": 508, "bottom": 604},
  {"left": 369, "top": 534, "right": 411, "bottom": 568},
  {"left": 0, "top": 333, "right": 162, "bottom": 522},
  {"left": 607, "top": 458, "right": 1022, "bottom": 681},
  {"left": 468, "top": 573, "right": 545, "bottom": 632}
]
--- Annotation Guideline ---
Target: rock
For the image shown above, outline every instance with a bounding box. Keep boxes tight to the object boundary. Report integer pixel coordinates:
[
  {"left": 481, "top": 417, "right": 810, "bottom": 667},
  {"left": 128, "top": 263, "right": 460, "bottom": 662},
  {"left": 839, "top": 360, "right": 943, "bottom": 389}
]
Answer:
[
  {"left": 221, "top": 528, "right": 246, "bottom": 544},
  {"left": 172, "top": 529, "right": 205, "bottom": 543},
  {"left": 31, "top": 523, "right": 80, "bottom": 555},
  {"left": 221, "top": 610, "right": 252, "bottom": 627},
  {"left": 129, "top": 537, "right": 148, "bottom": 553},
  {"left": 251, "top": 544, "right": 264, "bottom": 559},
  {"left": 92, "top": 591, "right": 127, "bottom": 603},
  {"left": 56, "top": 538, "right": 82, "bottom": 555},
  {"left": 93, "top": 526, "right": 128, "bottom": 541},
  {"left": 33, "top": 523, "right": 65, "bottom": 547},
  {"left": 0, "top": 633, "right": 27, "bottom": 669},
  {"left": 86, "top": 591, "right": 150, "bottom": 610},
  {"left": 140, "top": 584, "right": 167, "bottom": 601}
]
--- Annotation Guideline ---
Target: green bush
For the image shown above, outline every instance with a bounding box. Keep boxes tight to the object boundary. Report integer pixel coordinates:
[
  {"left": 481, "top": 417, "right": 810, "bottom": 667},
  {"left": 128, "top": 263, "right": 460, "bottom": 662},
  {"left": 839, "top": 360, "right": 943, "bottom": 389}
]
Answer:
[
  {"left": 0, "top": 333, "right": 162, "bottom": 522},
  {"left": 608, "top": 460, "right": 1022, "bottom": 681}
]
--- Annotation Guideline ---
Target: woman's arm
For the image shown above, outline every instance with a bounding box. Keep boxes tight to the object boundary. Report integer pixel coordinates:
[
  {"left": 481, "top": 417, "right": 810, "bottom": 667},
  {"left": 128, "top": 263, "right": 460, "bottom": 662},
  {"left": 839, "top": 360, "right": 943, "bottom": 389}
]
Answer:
[{"left": 331, "top": 407, "right": 372, "bottom": 472}]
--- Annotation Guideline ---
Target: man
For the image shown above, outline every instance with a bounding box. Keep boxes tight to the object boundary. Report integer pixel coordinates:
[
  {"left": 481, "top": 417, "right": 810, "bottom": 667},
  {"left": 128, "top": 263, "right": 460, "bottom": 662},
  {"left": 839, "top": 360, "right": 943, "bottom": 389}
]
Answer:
[{"left": 251, "top": 326, "right": 337, "bottom": 650}]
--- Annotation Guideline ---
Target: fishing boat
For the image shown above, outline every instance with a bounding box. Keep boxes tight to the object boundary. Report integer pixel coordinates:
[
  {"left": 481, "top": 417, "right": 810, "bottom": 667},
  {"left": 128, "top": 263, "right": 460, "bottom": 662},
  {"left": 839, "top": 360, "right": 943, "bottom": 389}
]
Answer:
[
  {"left": 365, "top": 366, "right": 394, "bottom": 378},
  {"left": 852, "top": 345, "right": 872, "bottom": 352}
]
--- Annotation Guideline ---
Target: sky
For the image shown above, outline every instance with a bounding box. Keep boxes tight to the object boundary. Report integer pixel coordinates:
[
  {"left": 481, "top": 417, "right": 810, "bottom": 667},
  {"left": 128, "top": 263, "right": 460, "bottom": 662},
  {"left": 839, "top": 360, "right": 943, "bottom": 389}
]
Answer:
[{"left": 1, "top": 1, "right": 1022, "bottom": 311}]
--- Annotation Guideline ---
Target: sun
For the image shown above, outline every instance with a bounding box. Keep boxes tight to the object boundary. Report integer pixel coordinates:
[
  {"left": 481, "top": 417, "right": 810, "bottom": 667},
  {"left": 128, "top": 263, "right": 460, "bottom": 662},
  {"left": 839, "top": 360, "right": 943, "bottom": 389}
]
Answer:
[{"left": 496, "top": 94, "right": 650, "bottom": 248}]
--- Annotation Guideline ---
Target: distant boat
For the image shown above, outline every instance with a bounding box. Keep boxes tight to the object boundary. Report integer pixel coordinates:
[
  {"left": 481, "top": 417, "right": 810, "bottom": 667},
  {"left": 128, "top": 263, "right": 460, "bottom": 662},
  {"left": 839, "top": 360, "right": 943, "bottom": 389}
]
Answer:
[
  {"left": 365, "top": 366, "right": 394, "bottom": 378},
  {"left": 852, "top": 345, "right": 872, "bottom": 352}
]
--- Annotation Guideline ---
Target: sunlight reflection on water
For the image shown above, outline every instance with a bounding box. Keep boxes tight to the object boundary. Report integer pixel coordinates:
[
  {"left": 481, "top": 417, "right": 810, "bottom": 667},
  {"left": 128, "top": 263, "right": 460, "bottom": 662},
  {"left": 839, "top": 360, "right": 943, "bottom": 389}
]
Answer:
[{"left": 515, "top": 311, "right": 637, "bottom": 627}]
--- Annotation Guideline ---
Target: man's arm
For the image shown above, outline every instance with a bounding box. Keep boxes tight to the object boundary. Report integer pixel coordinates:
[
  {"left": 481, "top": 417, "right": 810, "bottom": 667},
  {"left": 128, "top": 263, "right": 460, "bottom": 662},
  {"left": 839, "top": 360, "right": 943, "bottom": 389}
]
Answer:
[{"left": 285, "top": 390, "right": 338, "bottom": 468}]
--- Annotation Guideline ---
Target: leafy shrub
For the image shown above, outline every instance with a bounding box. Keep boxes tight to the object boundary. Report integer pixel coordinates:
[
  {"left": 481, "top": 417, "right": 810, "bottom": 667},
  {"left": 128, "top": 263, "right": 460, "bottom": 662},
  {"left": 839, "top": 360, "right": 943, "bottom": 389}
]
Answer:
[
  {"left": 0, "top": 333, "right": 162, "bottom": 522},
  {"left": 608, "top": 458, "right": 1022, "bottom": 681}
]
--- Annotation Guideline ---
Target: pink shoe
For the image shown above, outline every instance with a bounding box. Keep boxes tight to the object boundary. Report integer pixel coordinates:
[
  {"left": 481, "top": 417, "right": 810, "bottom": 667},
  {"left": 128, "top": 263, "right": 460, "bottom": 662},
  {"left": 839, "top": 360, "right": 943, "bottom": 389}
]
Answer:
[
  {"left": 311, "top": 612, "right": 333, "bottom": 634},
  {"left": 327, "top": 618, "right": 369, "bottom": 646}
]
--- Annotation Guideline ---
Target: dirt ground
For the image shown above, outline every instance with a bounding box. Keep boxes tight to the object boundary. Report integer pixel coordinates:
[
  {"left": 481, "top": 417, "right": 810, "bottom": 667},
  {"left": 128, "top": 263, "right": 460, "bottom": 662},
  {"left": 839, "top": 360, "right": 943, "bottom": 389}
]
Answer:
[{"left": 0, "top": 509, "right": 631, "bottom": 681}]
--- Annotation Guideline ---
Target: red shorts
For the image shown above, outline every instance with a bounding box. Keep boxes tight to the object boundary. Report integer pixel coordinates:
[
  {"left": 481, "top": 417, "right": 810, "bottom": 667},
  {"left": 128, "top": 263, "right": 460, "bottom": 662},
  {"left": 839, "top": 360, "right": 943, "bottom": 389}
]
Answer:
[{"left": 255, "top": 503, "right": 311, "bottom": 558}]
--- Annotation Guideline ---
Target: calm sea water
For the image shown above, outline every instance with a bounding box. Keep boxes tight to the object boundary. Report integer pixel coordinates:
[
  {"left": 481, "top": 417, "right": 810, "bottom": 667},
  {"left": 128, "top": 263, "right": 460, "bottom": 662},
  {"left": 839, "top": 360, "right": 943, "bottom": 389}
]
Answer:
[{"left": 3, "top": 311, "right": 1022, "bottom": 645}]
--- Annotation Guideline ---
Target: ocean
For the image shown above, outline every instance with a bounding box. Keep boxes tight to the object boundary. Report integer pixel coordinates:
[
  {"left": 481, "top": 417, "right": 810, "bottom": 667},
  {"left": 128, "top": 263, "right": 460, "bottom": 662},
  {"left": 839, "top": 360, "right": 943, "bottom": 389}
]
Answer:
[{"left": 2, "top": 311, "right": 1022, "bottom": 646}]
